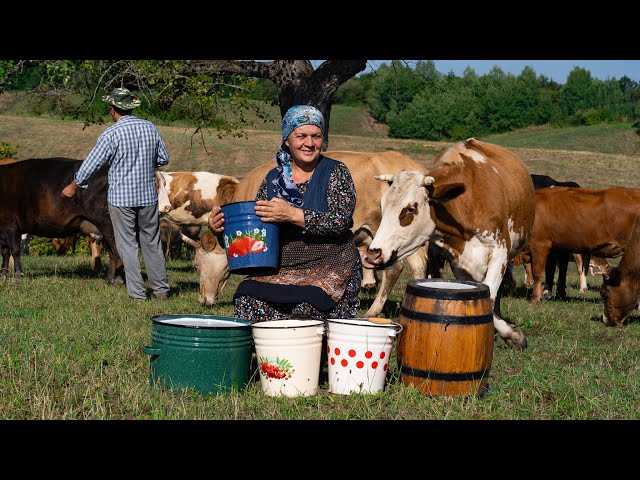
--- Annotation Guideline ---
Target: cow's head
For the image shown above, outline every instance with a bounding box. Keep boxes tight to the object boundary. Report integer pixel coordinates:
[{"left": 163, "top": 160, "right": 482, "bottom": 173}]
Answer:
[
  {"left": 155, "top": 170, "right": 172, "bottom": 215},
  {"left": 599, "top": 265, "right": 639, "bottom": 327},
  {"left": 182, "top": 229, "right": 230, "bottom": 306},
  {"left": 364, "top": 170, "right": 464, "bottom": 269}
]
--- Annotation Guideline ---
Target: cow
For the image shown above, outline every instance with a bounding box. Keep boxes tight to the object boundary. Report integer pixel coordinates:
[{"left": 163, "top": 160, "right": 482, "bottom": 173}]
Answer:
[
  {"left": 175, "top": 151, "right": 435, "bottom": 316},
  {"left": 600, "top": 220, "right": 640, "bottom": 327},
  {"left": 530, "top": 174, "right": 580, "bottom": 189},
  {"left": 525, "top": 186, "right": 639, "bottom": 311},
  {"left": 155, "top": 170, "right": 239, "bottom": 226},
  {"left": 364, "top": 138, "right": 536, "bottom": 349},
  {"left": 517, "top": 174, "right": 588, "bottom": 299},
  {"left": 48, "top": 220, "right": 105, "bottom": 273},
  {"left": 0, "top": 158, "right": 124, "bottom": 283},
  {"left": 159, "top": 218, "right": 201, "bottom": 259}
]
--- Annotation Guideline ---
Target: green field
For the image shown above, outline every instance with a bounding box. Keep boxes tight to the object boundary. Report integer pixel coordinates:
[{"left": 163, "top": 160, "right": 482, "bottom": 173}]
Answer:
[{"left": 1, "top": 105, "right": 640, "bottom": 420}]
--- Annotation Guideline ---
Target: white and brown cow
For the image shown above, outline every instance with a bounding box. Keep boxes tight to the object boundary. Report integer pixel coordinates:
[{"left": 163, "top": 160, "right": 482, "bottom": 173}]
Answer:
[
  {"left": 179, "top": 151, "right": 435, "bottom": 316},
  {"left": 365, "top": 138, "right": 536, "bottom": 349},
  {"left": 155, "top": 170, "right": 240, "bottom": 226}
]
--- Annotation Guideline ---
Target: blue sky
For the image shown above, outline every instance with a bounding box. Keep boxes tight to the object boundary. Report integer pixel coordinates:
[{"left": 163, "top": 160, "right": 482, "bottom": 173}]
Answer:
[{"left": 362, "top": 60, "right": 640, "bottom": 83}]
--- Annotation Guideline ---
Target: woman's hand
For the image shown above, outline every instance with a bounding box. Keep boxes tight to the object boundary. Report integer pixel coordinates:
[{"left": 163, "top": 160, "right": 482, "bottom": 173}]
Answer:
[
  {"left": 208, "top": 206, "right": 225, "bottom": 234},
  {"left": 255, "top": 198, "right": 305, "bottom": 228}
]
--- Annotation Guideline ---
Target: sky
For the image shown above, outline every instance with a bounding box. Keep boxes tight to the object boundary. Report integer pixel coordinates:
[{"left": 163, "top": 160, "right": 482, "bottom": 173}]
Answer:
[{"left": 361, "top": 60, "right": 640, "bottom": 84}]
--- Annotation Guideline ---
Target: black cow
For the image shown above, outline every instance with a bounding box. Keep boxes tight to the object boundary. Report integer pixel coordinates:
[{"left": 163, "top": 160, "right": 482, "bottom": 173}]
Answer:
[
  {"left": 0, "top": 158, "right": 124, "bottom": 283},
  {"left": 531, "top": 174, "right": 580, "bottom": 189}
]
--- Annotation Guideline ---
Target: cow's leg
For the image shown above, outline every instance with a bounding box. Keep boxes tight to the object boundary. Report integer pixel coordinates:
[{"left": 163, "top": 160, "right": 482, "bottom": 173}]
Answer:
[
  {"left": 426, "top": 242, "right": 446, "bottom": 278},
  {"left": 359, "top": 244, "right": 377, "bottom": 290},
  {"left": 454, "top": 248, "right": 527, "bottom": 350},
  {"left": 363, "top": 261, "right": 403, "bottom": 318},
  {"left": 523, "top": 262, "right": 534, "bottom": 286},
  {"left": 530, "top": 245, "right": 551, "bottom": 304},
  {"left": 7, "top": 233, "right": 23, "bottom": 280},
  {"left": 576, "top": 253, "right": 588, "bottom": 292},
  {"left": 485, "top": 254, "right": 527, "bottom": 350},
  {"left": 406, "top": 244, "right": 428, "bottom": 279},
  {"left": 542, "top": 252, "right": 557, "bottom": 300},
  {"left": 1, "top": 244, "right": 9, "bottom": 278},
  {"left": 556, "top": 252, "right": 569, "bottom": 300},
  {"left": 91, "top": 218, "right": 125, "bottom": 285}
]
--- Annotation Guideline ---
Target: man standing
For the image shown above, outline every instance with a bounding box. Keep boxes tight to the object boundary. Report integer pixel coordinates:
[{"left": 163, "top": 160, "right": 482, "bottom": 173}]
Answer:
[{"left": 62, "top": 87, "right": 171, "bottom": 302}]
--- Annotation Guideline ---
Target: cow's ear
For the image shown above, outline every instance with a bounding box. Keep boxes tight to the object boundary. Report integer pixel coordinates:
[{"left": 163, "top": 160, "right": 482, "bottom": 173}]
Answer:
[
  {"left": 432, "top": 182, "right": 466, "bottom": 203},
  {"left": 374, "top": 174, "right": 394, "bottom": 185},
  {"left": 199, "top": 230, "right": 218, "bottom": 252}
]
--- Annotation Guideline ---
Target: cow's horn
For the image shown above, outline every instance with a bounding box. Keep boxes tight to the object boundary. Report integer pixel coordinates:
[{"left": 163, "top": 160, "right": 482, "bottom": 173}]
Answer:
[
  {"left": 374, "top": 174, "right": 395, "bottom": 182},
  {"left": 180, "top": 233, "right": 199, "bottom": 248},
  {"left": 423, "top": 176, "right": 435, "bottom": 186}
]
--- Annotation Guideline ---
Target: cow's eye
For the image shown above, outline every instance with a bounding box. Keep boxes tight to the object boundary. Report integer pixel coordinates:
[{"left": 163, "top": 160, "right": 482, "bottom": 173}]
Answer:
[{"left": 406, "top": 206, "right": 416, "bottom": 214}]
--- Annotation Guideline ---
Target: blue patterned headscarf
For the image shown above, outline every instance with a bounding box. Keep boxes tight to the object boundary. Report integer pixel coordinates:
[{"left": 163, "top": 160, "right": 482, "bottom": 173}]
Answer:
[{"left": 273, "top": 105, "right": 325, "bottom": 207}]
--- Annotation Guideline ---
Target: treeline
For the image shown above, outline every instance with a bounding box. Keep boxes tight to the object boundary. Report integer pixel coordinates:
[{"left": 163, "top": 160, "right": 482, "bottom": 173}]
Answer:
[
  {"left": 332, "top": 60, "right": 640, "bottom": 141},
  {"left": 4, "top": 60, "right": 640, "bottom": 142}
]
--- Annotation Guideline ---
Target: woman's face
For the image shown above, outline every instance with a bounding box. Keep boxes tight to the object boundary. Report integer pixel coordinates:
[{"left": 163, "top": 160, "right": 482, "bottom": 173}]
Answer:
[{"left": 285, "top": 124, "right": 323, "bottom": 166}]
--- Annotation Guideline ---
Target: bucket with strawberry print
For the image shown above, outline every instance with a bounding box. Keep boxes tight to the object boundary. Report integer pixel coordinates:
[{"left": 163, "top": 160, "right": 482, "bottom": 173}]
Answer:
[
  {"left": 221, "top": 201, "right": 280, "bottom": 275},
  {"left": 325, "top": 318, "right": 403, "bottom": 395},
  {"left": 251, "top": 319, "right": 325, "bottom": 397}
]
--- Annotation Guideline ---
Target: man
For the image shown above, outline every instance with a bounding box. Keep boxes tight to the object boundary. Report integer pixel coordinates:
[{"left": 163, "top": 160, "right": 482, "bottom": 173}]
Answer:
[{"left": 62, "top": 87, "right": 171, "bottom": 302}]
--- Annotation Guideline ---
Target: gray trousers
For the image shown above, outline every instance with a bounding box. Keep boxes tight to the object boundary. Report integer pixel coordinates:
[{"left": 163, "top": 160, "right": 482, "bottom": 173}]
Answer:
[{"left": 108, "top": 203, "right": 170, "bottom": 300}]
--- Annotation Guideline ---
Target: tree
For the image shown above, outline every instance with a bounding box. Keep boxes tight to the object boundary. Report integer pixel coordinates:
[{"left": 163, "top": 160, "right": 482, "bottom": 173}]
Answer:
[{"left": 2, "top": 60, "right": 367, "bottom": 150}]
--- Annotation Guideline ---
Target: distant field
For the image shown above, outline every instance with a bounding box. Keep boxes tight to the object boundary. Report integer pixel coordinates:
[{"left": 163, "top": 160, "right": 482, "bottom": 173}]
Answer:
[
  {"left": 482, "top": 123, "right": 639, "bottom": 157},
  {"left": 1, "top": 101, "right": 638, "bottom": 189}
]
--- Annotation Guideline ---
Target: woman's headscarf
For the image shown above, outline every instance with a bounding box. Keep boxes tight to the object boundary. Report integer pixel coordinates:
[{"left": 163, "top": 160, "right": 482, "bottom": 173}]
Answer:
[{"left": 273, "top": 105, "right": 325, "bottom": 207}]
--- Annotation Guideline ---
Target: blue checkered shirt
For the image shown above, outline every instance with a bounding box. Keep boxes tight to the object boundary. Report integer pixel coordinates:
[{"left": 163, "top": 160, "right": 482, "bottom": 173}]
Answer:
[{"left": 74, "top": 115, "right": 170, "bottom": 207}]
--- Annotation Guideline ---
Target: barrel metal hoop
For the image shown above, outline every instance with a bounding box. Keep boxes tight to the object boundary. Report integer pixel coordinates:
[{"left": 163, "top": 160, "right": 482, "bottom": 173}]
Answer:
[
  {"left": 400, "top": 365, "right": 490, "bottom": 382},
  {"left": 399, "top": 307, "right": 493, "bottom": 325},
  {"left": 406, "top": 281, "right": 489, "bottom": 300}
]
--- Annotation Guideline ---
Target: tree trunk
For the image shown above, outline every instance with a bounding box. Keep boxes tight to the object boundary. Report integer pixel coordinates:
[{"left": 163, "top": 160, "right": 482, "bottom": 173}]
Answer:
[{"left": 188, "top": 60, "right": 367, "bottom": 149}]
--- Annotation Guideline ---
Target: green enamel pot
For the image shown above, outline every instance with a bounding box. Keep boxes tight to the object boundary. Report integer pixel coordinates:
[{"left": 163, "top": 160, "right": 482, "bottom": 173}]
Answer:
[{"left": 144, "top": 315, "right": 253, "bottom": 395}]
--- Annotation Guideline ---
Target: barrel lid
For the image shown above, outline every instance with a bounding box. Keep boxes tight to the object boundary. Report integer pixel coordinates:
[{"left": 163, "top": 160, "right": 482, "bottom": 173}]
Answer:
[
  {"left": 151, "top": 314, "right": 251, "bottom": 329},
  {"left": 406, "top": 279, "right": 490, "bottom": 300}
]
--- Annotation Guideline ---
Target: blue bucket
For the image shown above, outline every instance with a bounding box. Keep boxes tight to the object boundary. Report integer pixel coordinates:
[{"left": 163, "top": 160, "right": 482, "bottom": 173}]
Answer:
[{"left": 221, "top": 200, "right": 280, "bottom": 274}]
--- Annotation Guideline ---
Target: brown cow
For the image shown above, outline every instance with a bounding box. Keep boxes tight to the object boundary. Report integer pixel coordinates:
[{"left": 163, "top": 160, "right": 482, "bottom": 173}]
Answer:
[
  {"left": 179, "top": 151, "right": 434, "bottom": 316},
  {"left": 365, "top": 139, "right": 536, "bottom": 349},
  {"left": 600, "top": 221, "right": 640, "bottom": 327},
  {"left": 526, "top": 187, "right": 638, "bottom": 312}
]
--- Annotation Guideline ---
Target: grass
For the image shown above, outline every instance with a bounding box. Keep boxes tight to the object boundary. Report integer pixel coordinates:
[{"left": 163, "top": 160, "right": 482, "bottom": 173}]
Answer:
[
  {"left": 2, "top": 104, "right": 640, "bottom": 420},
  {"left": 2, "top": 254, "right": 640, "bottom": 420}
]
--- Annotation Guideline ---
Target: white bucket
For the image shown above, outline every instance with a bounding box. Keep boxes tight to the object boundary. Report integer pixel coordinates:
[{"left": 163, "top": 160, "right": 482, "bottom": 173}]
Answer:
[
  {"left": 251, "top": 319, "right": 325, "bottom": 397},
  {"left": 326, "top": 318, "right": 403, "bottom": 395}
]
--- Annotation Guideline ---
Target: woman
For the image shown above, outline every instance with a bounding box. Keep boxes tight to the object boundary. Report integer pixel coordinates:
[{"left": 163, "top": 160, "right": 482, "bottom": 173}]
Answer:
[{"left": 208, "top": 104, "right": 362, "bottom": 321}]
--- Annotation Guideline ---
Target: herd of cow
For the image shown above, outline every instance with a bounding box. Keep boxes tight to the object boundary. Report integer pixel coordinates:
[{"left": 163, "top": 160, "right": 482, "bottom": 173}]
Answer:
[{"left": 1, "top": 138, "right": 638, "bottom": 351}]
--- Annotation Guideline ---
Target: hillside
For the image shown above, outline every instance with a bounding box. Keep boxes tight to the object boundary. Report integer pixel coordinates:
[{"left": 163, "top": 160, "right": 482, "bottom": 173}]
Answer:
[{"left": 1, "top": 96, "right": 639, "bottom": 189}]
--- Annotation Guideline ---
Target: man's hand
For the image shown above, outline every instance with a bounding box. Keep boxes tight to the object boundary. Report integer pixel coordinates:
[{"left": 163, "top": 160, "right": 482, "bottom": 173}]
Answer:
[{"left": 62, "top": 180, "right": 78, "bottom": 198}]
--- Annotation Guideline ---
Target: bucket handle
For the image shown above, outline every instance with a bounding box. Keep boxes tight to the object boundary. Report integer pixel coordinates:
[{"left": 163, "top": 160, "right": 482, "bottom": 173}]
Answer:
[
  {"left": 143, "top": 346, "right": 161, "bottom": 356},
  {"left": 389, "top": 322, "right": 403, "bottom": 337}
]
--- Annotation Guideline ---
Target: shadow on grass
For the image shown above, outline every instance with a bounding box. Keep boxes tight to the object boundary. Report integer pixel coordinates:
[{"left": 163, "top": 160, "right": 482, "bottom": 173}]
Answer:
[
  {"left": 589, "top": 312, "right": 640, "bottom": 326},
  {"left": 174, "top": 279, "right": 202, "bottom": 291}
]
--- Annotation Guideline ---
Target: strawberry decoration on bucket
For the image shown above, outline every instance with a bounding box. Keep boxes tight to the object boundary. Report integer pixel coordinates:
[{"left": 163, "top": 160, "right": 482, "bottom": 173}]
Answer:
[{"left": 224, "top": 228, "right": 268, "bottom": 258}]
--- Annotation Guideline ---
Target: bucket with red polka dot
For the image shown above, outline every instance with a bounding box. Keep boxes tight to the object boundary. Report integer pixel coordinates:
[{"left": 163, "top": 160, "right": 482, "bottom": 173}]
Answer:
[{"left": 326, "top": 318, "right": 403, "bottom": 395}]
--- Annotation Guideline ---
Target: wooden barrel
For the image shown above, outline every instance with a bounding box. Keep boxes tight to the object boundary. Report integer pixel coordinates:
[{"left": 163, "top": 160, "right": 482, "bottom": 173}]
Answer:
[{"left": 397, "top": 279, "right": 494, "bottom": 397}]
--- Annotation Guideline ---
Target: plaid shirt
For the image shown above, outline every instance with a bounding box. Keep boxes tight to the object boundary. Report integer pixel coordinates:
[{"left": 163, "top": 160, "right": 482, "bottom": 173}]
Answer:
[{"left": 74, "top": 115, "right": 170, "bottom": 207}]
